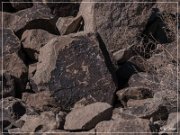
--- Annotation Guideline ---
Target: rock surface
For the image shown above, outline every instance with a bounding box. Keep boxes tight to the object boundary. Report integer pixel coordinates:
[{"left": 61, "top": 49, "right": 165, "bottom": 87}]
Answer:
[
  {"left": 31, "top": 32, "right": 117, "bottom": 109},
  {"left": 1, "top": 28, "right": 28, "bottom": 93},
  {"left": 1, "top": 1, "right": 179, "bottom": 134},
  {"left": 64, "top": 102, "right": 112, "bottom": 131},
  {"left": 95, "top": 116, "right": 151, "bottom": 134},
  {"left": 21, "top": 29, "right": 57, "bottom": 61},
  {"left": 56, "top": 15, "right": 83, "bottom": 35}
]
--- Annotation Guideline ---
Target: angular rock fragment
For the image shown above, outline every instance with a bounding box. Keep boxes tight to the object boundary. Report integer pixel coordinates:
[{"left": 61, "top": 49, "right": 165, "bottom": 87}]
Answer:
[
  {"left": 10, "top": 0, "right": 33, "bottom": 11},
  {"left": 12, "top": 111, "right": 59, "bottom": 132},
  {"left": 21, "top": 29, "right": 57, "bottom": 61},
  {"left": 28, "top": 63, "right": 37, "bottom": 79},
  {"left": 95, "top": 116, "right": 151, "bottom": 134},
  {"left": 64, "top": 102, "right": 112, "bottom": 131},
  {"left": 122, "top": 98, "right": 168, "bottom": 120},
  {"left": 128, "top": 72, "right": 160, "bottom": 89},
  {"left": 22, "top": 91, "right": 57, "bottom": 111},
  {"left": 1, "top": 4, "right": 58, "bottom": 37},
  {"left": 116, "top": 86, "right": 154, "bottom": 106},
  {"left": 160, "top": 112, "right": 180, "bottom": 133},
  {"left": 32, "top": 32, "right": 117, "bottom": 109},
  {"left": 56, "top": 15, "right": 83, "bottom": 35}
]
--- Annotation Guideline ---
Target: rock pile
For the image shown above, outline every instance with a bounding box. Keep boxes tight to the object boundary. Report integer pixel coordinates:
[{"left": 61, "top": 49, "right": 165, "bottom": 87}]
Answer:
[{"left": 1, "top": 0, "right": 179, "bottom": 134}]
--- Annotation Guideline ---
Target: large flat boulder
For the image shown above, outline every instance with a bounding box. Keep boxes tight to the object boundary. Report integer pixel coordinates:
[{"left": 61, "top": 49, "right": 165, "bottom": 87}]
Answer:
[
  {"left": 64, "top": 102, "right": 112, "bottom": 131},
  {"left": 31, "top": 32, "right": 117, "bottom": 109}
]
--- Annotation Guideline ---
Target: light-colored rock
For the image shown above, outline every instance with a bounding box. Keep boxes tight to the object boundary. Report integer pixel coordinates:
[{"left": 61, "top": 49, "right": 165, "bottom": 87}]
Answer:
[
  {"left": 160, "top": 112, "right": 180, "bottom": 133},
  {"left": 22, "top": 91, "right": 57, "bottom": 111},
  {"left": 21, "top": 29, "right": 57, "bottom": 60},
  {"left": 64, "top": 102, "right": 112, "bottom": 131},
  {"left": 95, "top": 117, "right": 151, "bottom": 134},
  {"left": 56, "top": 15, "right": 83, "bottom": 35},
  {"left": 17, "top": 111, "right": 59, "bottom": 132}
]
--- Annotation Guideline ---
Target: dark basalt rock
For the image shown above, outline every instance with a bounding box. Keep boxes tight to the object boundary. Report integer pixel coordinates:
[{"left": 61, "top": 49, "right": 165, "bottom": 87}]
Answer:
[
  {"left": 32, "top": 32, "right": 117, "bottom": 110},
  {"left": 10, "top": 0, "right": 33, "bottom": 11}
]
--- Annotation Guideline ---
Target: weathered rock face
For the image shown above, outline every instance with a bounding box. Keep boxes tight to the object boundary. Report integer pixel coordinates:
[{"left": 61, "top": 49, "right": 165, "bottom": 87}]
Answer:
[
  {"left": 31, "top": 32, "right": 117, "bottom": 109},
  {"left": 64, "top": 102, "right": 112, "bottom": 131},
  {"left": 21, "top": 29, "right": 57, "bottom": 61},
  {"left": 95, "top": 116, "right": 151, "bottom": 134}
]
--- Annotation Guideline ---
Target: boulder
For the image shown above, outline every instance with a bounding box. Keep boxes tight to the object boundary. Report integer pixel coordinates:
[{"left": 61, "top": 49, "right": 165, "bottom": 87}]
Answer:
[
  {"left": 95, "top": 116, "right": 151, "bottom": 134},
  {"left": 1, "top": 4, "right": 58, "bottom": 37},
  {"left": 56, "top": 15, "right": 83, "bottom": 35},
  {"left": 31, "top": 32, "right": 117, "bottom": 109},
  {"left": 116, "top": 86, "right": 154, "bottom": 107},
  {"left": 13, "top": 111, "right": 59, "bottom": 132},
  {"left": 22, "top": 91, "right": 58, "bottom": 111},
  {"left": 21, "top": 29, "right": 57, "bottom": 61},
  {"left": 0, "top": 28, "right": 28, "bottom": 92},
  {"left": 79, "top": 0, "right": 154, "bottom": 53},
  {"left": 64, "top": 102, "right": 112, "bottom": 131}
]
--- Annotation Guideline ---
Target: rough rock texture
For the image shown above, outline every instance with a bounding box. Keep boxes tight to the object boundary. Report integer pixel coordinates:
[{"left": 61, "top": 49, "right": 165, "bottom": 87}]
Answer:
[
  {"left": 1, "top": 4, "right": 58, "bottom": 37},
  {"left": 9, "top": 111, "right": 59, "bottom": 132},
  {"left": 0, "top": 28, "right": 28, "bottom": 93},
  {"left": 22, "top": 91, "right": 58, "bottom": 111},
  {"left": 1, "top": 1, "right": 178, "bottom": 134},
  {"left": 116, "top": 86, "right": 154, "bottom": 107},
  {"left": 56, "top": 15, "right": 83, "bottom": 35},
  {"left": 0, "top": 97, "right": 27, "bottom": 130},
  {"left": 0, "top": 73, "right": 15, "bottom": 98},
  {"left": 64, "top": 102, "right": 112, "bottom": 131},
  {"left": 160, "top": 112, "right": 180, "bottom": 133},
  {"left": 95, "top": 116, "right": 151, "bottom": 134},
  {"left": 31, "top": 32, "right": 117, "bottom": 109},
  {"left": 21, "top": 29, "right": 57, "bottom": 61}
]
